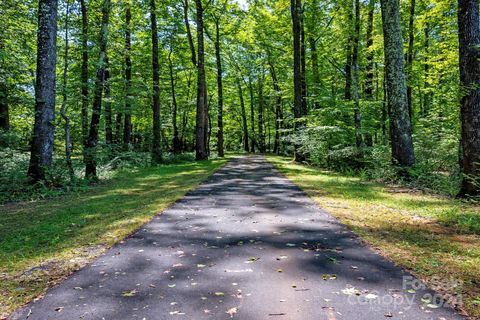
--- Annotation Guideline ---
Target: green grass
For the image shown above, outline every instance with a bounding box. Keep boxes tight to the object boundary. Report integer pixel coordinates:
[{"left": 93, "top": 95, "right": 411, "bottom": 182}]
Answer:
[
  {"left": 0, "top": 159, "right": 226, "bottom": 318},
  {"left": 267, "top": 155, "right": 480, "bottom": 319}
]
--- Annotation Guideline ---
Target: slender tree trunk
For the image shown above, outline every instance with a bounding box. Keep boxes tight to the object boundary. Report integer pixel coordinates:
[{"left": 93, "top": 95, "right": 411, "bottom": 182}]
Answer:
[
  {"left": 115, "top": 113, "right": 123, "bottom": 143},
  {"left": 380, "top": 0, "right": 415, "bottom": 169},
  {"left": 150, "top": 0, "right": 162, "bottom": 163},
  {"left": 422, "top": 23, "right": 431, "bottom": 116},
  {"left": 406, "top": 0, "right": 416, "bottom": 120},
  {"left": 300, "top": 6, "right": 307, "bottom": 114},
  {"left": 365, "top": 0, "right": 375, "bottom": 98},
  {"left": 344, "top": 1, "right": 354, "bottom": 101},
  {"left": 269, "top": 60, "right": 283, "bottom": 154},
  {"left": 84, "top": 0, "right": 110, "bottom": 180},
  {"left": 123, "top": 1, "right": 132, "bottom": 148},
  {"left": 237, "top": 78, "right": 249, "bottom": 152},
  {"left": 104, "top": 56, "right": 113, "bottom": 145},
  {"left": 0, "top": 36, "right": 9, "bottom": 132},
  {"left": 364, "top": 0, "right": 376, "bottom": 146},
  {"left": 249, "top": 78, "right": 256, "bottom": 153},
  {"left": 291, "top": 0, "right": 306, "bottom": 161},
  {"left": 168, "top": 50, "right": 181, "bottom": 153},
  {"left": 309, "top": 37, "right": 321, "bottom": 108},
  {"left": 458, "top": 0, "right": 480, "bottom": 196},
  {"left": 60, "top": 0, "right": 74, "bottom": 183},
  {"left": 352, "top": 0, "right": 363, "bottom": 149},
  {"left": 80, "top": 0, "right": 89, "bottom": 149},
  {"left": 214, "top": 18, "right": 224, "bottom": 157},
  {"left": 183, "top": 0, "right": 197, "bottom": 66},
  {"left": 258, "top": 72, "right": 266, "bottom": 153},
  {"left": 195, "top": 0, "right": 208, "bottom": 160},
  {"left": 28, "top": 0, "right": 58, "bottom": 182}
]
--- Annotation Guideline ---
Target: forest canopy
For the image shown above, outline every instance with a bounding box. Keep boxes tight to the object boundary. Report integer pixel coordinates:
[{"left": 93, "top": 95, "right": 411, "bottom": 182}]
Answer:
[{"left": 1, "top": 0, "right": 479, "bottom": 199}]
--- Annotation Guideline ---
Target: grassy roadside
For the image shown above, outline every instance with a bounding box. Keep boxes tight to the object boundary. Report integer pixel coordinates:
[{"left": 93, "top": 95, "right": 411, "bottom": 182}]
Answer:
[
  {"left": 0, "top": 159, "right": 226, "bottom": 318},
  {"left": 267, "top": 155, "right": 480, "bottom": 319}
]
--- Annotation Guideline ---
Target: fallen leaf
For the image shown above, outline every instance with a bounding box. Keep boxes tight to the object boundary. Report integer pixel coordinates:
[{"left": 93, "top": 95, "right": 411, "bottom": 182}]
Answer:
[
  {"left": 122, "top": 289, "right": 138, "bottom": 297},
  {"left": 215, "top": 292, "right": 225, "bottom": 296},
  {"left": 226, "top": 307, "right": 238, "bottom": 318}
]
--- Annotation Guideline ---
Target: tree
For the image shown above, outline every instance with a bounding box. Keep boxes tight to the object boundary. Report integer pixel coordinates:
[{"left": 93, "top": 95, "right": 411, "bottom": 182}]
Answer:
[
  {"left": 195, "top": 0, "right": 208, "bottom": 160},
  {"left": 458, "top": 0, "right": 480, "bottom": 196},
  {"left": 84, "top": 0, "right": 110, "bottom": 180},
  {"left": 79, "top": 0, "right": 89, "bottom": 148},
  {"left": 150, "top": 0, "right": 162, "bottom": 163},
  {"left": 351, "top": 0, "right": 362, "bottom": 149},
  {"left": 291, "top": 0, "right": 306, "bottom": 161},
  {"left": 28, "top": 0, "right": 58, "bottom": 182},
  {"left": 380, "top": 0, "right": 415, "bottom": 170},
  {"left": 0, "top": 36, "right": 9, "bottom": 132},
  {"left": 60, "top": 0, "right": 74, "bottom": 182},
  {"left": 405, "top": 0, "right": 416, "bottom": 120},
  {"left": 123, "top": 0, "right": 132, "bottom": 149},
  {"left": 214, "top": 13, "right": 224, "bottom": 157}
]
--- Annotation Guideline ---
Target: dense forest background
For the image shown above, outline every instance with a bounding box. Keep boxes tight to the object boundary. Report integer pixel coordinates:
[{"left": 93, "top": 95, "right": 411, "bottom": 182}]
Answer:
[{"left": 0, "top": 0, "right": 478, "bottom": 201}]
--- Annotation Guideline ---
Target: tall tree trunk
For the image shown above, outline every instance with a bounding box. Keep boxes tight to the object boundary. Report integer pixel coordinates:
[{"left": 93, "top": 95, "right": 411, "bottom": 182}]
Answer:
[
  {"left": 214, "top": 18, "right": 224, "bottom": 157},
  {"left": 60, "top": 0, "right": 74, "bottom": 183},
  {"left": 195, "top": 0, "right": 208, "bottom": 160},
  {"left": 364, "top": 0, "right": 375, "bottom": 99},
  {"left": 104, "top": 56, "right": 113, "bottom": 145},
  {"left": 309, "top": 37, "right": 321, "bottom": 109},
  {"left": 150, "top": 0, "right": 162, "bottom": 163},
  {"left": 269, "top": 59, "right": 283, "bottom": 154},
  {"left": 123, "top": 1, "right": 132, "bottom": 149},
  {"left": 168, "top": 50, "right": 181, "bottom": 153},
  {"left": 300, "top": 6, "right": 307, "bottom": 114},
  {"left": 364, "top": 0, "right": 376, "bottom": 146},
  {"left": 406, "top": 0, "right": 416, "bottom": 120},
  {"left": 380, "top": 0, "right": 415, "bottom": 169},
  {"left": 183, "top": 0, "right": 197, "bottom": 66},
  {"left": 344, "top": 1, "right": 354, "bottom": 101},
  {"left": 258, "top": 72, "right": 266, "bottom": 153},
  {"left": 352, "top": 0, "right": 363, "bottom": 149},
  {"left": 249, "top": 78, "right": 256, "bottom": 153},
  {"left": 0, "top": 38, "right": 8, "bottom": 132},
  {"left": 84, "top": 0, "right": 110, "bottom": 180},
  {"left": 422, "top": 23, "right": 431, "bottom": 116},
  {"left": 28, "top": 0, "right": 58, "bottom": 182},
  {"left": 237, "top": 78, "right": 249, "bottom": 152},
  {"left": 115, "top": 113, "right": 123, "bottom": 143},
  {"left": 458, "top": 0, "right": 480, "bottom": 196},
  {"left": 80, "top": 0, "right": 89, "bottom": 149},
  {"left": 291, "top": 0, "right": 306, "bottom": 161}
]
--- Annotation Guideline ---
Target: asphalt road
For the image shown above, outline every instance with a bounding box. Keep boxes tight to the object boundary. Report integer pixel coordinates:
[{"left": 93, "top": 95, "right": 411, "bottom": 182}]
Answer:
[{"left": 10, "top": 156, "right": 465, "bottom": 320}]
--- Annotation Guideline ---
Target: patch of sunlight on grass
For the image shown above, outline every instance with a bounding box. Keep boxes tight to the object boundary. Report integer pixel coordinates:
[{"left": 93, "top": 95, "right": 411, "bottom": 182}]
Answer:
[
  {"left": 0, "top": 158, "right": 226, "bottom": 318},
  {"left": 267, "top": 155, "right": 480, "bottom": 318}
]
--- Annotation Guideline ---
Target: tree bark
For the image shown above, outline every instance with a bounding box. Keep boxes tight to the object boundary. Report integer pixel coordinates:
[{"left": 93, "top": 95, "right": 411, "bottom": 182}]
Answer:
[
  {"left": 352, "top": 0, "right": 363, "bottom": 149},
  {"left": 249, "top": 77, "right": 256, "bottom": 153},
  {"left": 0, "top": 36, "right": 9, "bottom": 132},
  {"left": 269, "top": 59, "right": 283, "bottom": 154},
  {"left": 123, "top": 1, "right": 132, "bottom": 148},
  {"left": 380, "top": 0, "right": 415, "bottom": 169},
  {"left": 309, "top": 37, "right": 321, "bottom": 109},
  {"left": 79, "top": 0, "right": 89, "bottom": 149},
  {"left": 183, "top": 0, "right": 197, "bottom": 66},
  {"left": 150, "top": 0, "right": 162, "bottom": 163},
  {"left": 60, "top": 0, "right": 74, "bottom": 182},
  {"left": 364, "top": 0, "right": 375, "bottom": 99},
  {"left": 458, "top": 0, "right": 480, "bottom": 196},
  {"left": 237, "top": 78, "right": 249, "bottom": 152},
  {"left": 291, "top": 0, "right": 306, "bottom": 161},
  {"left": 84, "top": 0, "right": 110, "bottom": 180},
  {"left": 195, "top": 0, "right": 208, "bottom": 160},
  {"left": 104, "top": 56, "right": 113, "bottom": 145},
  {"left": 406, "top": 0, "right": 416, "bottom": 120},
  {"left": 257, "top": 72, "right": 266, "bottom": 153},
  {"left": 168, "top": 49, "right": 181, "bottom": 153},
  {"left": 214, "top": 17, "right": 224, "bottom": 157},
  {"left": 28, "top": 0, "right": 58, "bottom": 182},
  {"left": 344, "top": 1, "right": 354, "bottom": 101}
]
